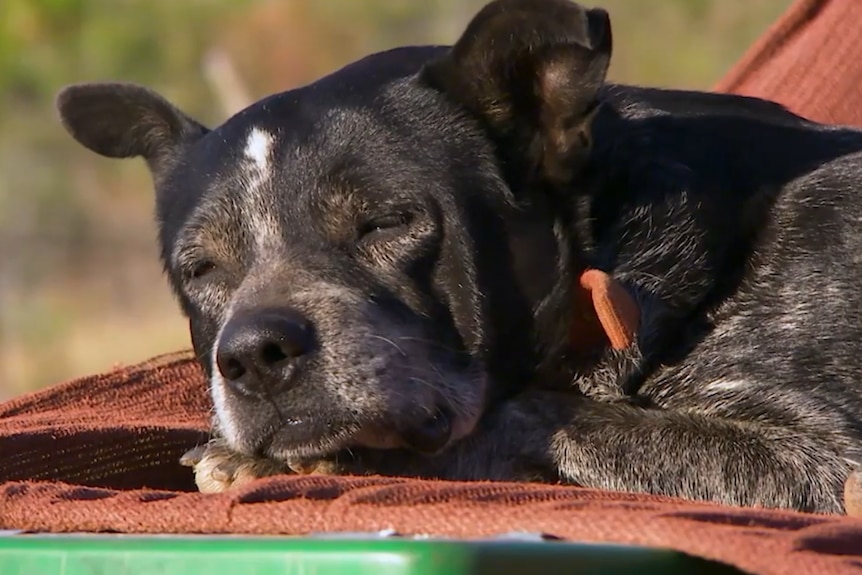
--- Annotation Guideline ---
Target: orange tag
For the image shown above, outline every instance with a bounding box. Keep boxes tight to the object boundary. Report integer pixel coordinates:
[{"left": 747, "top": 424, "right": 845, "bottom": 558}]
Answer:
[{"left": 571, "top": 269, "right": 640, "bottom": 351}]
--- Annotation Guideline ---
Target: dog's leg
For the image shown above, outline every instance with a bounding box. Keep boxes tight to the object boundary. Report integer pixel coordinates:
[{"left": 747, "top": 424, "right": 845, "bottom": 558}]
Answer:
[{"left": 418, "top": 388, "right": 852, "bottom": 513}]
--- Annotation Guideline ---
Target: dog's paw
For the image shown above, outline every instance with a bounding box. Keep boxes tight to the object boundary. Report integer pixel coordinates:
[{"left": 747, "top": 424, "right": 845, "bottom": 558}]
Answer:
[
  {"left": 179, "top": 439, "right": 288, "bottom": 494},
  {"left": 179, "top": 439, "right": 360, "bottom": 493},
  {"left": 845, "top": 469, "right": 862, "bottom": 517}
]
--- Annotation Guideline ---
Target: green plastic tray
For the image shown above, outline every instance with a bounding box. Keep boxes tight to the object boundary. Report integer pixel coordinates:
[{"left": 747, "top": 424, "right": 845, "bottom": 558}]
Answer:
[{"left": 0, "top": 534, "right": 745, "bottom": 575}]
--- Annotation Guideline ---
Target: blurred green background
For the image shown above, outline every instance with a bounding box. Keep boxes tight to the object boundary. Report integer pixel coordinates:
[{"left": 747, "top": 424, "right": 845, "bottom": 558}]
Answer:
[{"left": 0, "top": 0, "right": 792, "bottom": 398}]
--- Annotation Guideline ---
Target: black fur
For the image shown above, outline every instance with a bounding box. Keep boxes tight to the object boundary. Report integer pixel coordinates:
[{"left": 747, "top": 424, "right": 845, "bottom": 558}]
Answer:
[{"left": 57, "top": 0, "right": 862, "bottom": 513}]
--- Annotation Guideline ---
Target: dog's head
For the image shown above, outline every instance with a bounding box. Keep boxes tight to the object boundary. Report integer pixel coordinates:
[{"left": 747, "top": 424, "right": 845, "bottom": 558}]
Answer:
[{"left": 56, "top": 0, "right": 611, "bottom": 464}]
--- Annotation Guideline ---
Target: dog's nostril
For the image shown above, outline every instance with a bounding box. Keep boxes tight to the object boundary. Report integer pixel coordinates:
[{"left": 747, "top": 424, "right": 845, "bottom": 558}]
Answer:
[
  {"left": 260, "top": 341, "right": 289, "bottom": 365},
  {"left": 221, "top": 358, "right": 246, "bottom": 381},
  {"left": 276, "top": 315, "right": 314, "bottom": 359}
]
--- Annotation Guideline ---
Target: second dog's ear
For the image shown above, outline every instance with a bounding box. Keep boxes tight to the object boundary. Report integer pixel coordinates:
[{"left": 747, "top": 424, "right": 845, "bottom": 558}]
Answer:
[
  {"left": 421, "top": 0, "right": 612, "bottom": 185},
  {"left": 56, "top": 82, "right": 209, "bottom": 180}
]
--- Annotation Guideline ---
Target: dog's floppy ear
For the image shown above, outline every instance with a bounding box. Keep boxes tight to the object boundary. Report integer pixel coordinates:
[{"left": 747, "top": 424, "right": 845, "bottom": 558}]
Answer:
[
  {"left": 421, "top": 0, "right": 612, "bottom": 185},
  {"left": 56, "top": 82, "right": 209, "bottom": 177}
]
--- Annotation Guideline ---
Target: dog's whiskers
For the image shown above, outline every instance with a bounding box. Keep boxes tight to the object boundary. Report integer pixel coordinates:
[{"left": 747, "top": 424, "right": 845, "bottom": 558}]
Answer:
[
  {"left": 368, "top": 334, "right": 408, "bottom": 357},
  {"left": 392, "top": 335, "right": 467, "bottom": 356},
  {"left": 408, "top": 376, "right": 440, "bottom": 394}
]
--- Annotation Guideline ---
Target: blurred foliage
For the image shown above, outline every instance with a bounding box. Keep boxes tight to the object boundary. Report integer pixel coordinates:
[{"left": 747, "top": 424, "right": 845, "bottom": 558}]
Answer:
[{"left": 0, "top": 0, "right": 791, "bottom": 397}]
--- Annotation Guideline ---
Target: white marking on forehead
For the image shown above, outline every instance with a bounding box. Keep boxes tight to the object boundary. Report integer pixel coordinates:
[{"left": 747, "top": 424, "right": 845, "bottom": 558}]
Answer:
[
  {"left": 244, "top": 127, "right": 274, "bottom": 172},
  {"left": 239, "top": 126, "right": 280, "bottom": 251}
]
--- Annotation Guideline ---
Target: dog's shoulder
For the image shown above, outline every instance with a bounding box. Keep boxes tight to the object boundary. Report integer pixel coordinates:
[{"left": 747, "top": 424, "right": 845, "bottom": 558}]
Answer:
[
  {"left": 586, "top": 84, "right": 862, "bottom": 200},
  {"left": 601, "top": 84, "right": 807, "bottom": 124}
]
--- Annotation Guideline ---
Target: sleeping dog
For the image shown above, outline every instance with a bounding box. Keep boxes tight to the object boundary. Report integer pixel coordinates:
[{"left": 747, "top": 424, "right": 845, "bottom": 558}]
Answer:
[{"left": 57, "top": 0, "right": 862, "bottom": 513}]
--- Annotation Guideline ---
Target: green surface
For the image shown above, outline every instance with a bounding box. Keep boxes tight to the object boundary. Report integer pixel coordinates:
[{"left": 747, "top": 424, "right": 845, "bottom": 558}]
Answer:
[{"left": 0, "top": 535, "right": 746, "bottom": 575}]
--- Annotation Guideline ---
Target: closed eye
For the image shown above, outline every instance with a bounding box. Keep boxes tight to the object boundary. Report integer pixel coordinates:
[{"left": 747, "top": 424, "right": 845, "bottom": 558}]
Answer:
[
  {"left": 358, "top": 212, "right": 414, "bottom": 240},
  {"left": 180, "top": 258, "right": 218, "bottom": 282}
]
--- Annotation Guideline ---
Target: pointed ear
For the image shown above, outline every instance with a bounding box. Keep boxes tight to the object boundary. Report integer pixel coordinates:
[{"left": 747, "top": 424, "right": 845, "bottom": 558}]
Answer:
[
  {"left": 56, "top": 82, "right": 209, "bottom": 178},
  {"left": 421, "top": 0, "right": 612, "bottom": 185}
]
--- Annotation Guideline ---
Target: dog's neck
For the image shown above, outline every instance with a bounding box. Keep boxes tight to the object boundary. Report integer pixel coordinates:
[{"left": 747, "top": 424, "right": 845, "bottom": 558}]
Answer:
[{"left": 515, "top": 193, "right": 638, "bottom": 388}]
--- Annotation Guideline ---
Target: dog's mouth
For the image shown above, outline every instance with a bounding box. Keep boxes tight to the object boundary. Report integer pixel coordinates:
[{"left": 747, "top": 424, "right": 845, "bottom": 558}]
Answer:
[
  {"left": 259, "top": 404, "right": 457, "bottom": 464},
  {"left": 270, "top": 407, "right": 455, "bottom": 478}
]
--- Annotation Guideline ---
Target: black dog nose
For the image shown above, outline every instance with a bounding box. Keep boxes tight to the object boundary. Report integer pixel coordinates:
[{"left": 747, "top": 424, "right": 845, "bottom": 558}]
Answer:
[{"left": 215, "top": 308, "right": 314, "bottom": 396}]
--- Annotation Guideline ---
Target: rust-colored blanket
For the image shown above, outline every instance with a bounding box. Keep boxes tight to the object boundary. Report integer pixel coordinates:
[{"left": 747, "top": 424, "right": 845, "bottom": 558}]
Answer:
[
  {"left": 3, "top": 353, "right": 862, "bottom": 575},
  {"left": 5, "top": 1, "right": 862, "bottom": 574},
  {"left": 714, "top": 0, "right": 862, "bottom": 127}
]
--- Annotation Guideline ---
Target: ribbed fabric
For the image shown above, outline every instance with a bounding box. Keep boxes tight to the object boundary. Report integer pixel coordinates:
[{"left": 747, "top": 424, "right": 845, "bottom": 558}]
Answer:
[
  {"left": 714, "top": 0, "right": 862, "bottom": 127},
  {"left": 0, "top": 352, "right": 209, "bottom": 491}
]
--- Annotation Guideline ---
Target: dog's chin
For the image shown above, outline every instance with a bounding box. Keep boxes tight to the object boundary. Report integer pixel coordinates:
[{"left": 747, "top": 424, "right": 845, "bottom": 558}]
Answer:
[
  {"left": 263, "top": 425, "right": 362, "bottom": 461},
  {"left": 262, "top": 412, "right": 461, "bottom": 460}
]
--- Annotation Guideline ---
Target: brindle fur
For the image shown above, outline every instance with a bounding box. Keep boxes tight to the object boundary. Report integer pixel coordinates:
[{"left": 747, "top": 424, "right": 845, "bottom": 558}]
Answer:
[{"left": 58, "top": 0, "right": 862, "bottom": 513}]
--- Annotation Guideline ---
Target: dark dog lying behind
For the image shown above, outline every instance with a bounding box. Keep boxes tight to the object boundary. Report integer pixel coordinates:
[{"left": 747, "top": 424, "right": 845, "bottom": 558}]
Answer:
[{"left": 57, "top": 0, "right": 862, "bottom": 514}]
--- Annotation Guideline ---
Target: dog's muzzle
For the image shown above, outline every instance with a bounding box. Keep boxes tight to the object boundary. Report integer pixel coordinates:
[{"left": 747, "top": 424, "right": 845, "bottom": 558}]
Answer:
[{"left": 213, "top": 305, "right": 464, "bottom": 458}]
